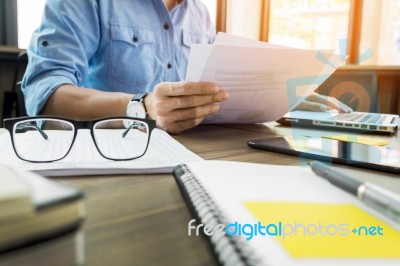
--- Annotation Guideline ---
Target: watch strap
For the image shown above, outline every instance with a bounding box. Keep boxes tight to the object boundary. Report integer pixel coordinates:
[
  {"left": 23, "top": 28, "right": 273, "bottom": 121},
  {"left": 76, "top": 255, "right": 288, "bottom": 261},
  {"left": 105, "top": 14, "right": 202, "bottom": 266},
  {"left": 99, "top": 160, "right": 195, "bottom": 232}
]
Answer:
[
  {"left": 131, "top": 93, "right": 147, "bottom": 103},
  {"left": 130, "top": 92, "right": 148, "bottom": 114}
]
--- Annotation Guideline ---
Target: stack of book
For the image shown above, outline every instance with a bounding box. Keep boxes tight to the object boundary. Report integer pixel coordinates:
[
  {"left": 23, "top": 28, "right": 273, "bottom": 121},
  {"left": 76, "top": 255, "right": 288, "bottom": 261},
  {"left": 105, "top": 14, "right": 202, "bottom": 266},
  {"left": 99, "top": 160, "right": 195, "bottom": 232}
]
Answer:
[{"left": 0, "top": 164, "right": 85, "bottom": 265}]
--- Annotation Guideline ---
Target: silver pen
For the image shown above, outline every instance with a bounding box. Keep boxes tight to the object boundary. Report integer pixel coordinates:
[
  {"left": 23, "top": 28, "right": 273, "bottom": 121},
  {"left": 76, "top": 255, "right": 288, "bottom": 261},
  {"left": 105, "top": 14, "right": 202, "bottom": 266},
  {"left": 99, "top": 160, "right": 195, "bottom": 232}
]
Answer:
[{"left": 309, "top": 161, "right": 400, "bottom": 224}]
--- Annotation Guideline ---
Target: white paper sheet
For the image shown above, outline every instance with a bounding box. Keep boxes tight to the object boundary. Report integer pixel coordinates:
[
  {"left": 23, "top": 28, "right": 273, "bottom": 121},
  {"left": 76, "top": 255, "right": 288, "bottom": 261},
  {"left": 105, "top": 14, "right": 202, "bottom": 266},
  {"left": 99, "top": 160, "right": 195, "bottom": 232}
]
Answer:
[
  {"left": 0, "top": 129, "right": 202, "bottom": 176},
  {"left": 186, "top": 33, "right": 342, "bottom": 124}
]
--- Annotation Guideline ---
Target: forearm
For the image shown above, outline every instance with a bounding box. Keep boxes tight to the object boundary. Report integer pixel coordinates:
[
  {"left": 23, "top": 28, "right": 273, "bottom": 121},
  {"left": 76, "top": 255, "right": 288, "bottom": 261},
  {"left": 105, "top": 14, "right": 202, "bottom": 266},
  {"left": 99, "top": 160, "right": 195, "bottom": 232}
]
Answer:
[{"left": 41, "top": 84, "right": 132, "bottom": 120}]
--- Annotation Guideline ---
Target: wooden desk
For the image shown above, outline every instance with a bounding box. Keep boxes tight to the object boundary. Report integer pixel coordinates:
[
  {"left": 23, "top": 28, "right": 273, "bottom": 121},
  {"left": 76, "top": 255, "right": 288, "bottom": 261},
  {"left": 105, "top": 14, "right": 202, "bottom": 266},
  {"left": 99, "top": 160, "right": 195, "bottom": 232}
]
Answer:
[{"left": 57, "top": 124, "right": 399, "bottom": 266}]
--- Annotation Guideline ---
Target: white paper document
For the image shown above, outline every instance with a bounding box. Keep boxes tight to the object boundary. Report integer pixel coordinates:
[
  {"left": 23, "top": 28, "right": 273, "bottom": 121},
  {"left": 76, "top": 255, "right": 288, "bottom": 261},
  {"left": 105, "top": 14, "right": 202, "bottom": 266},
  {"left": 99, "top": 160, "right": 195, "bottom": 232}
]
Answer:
[
  {"left": 0, "top": 129, "right": 202, "bottom": 176},
  {"left": 186, "top": 33, "right": 342, "bottom": 124}
]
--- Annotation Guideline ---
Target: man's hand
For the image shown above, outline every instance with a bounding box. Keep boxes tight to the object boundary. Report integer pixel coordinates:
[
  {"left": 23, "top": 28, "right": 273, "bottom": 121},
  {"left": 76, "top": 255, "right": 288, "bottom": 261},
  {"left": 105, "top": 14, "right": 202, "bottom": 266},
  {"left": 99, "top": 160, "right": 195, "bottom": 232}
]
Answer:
[
  {"left": 144, "top": 82, "right": 229, "bottom": 134},
  {"left": 296, "top": 92, "right": 353, "bottom": 113}
]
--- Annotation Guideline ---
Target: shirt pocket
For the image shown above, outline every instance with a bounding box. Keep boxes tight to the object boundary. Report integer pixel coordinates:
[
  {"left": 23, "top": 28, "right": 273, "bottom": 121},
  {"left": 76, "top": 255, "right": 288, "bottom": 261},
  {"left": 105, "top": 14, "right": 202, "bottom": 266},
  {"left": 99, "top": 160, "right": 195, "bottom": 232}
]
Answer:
[
  {"left": 180, "top": 30, "right": 209, "bottom": 74},
  {"left": 109, "top": 25, "right": 156, "bottom": 87}
]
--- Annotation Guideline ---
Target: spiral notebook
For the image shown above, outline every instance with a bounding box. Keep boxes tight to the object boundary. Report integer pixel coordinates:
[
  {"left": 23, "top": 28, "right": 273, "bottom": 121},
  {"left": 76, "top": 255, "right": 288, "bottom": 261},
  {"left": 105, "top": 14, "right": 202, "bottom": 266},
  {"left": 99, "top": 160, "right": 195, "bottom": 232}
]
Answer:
[{"left": 173, "top": 160, "right": 400, "bottom": 266}]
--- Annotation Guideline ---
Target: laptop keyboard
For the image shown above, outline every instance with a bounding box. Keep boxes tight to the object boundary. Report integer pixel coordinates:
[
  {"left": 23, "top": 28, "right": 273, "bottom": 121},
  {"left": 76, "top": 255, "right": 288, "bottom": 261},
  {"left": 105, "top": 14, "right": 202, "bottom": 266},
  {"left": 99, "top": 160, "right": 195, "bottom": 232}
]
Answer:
[{"left": 335, "top": 113, "right": 387, "bottom": 124}]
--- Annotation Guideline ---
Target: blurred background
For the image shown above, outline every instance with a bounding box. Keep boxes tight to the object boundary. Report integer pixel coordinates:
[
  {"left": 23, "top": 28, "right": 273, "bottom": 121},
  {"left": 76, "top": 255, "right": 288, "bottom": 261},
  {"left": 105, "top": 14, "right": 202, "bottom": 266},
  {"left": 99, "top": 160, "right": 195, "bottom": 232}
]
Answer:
[
  {"left": 1, "top": 0, "right": 399, "bottom": 119},
  {"left": 5, "top": 0, "right": 400, "bottom": 65}
]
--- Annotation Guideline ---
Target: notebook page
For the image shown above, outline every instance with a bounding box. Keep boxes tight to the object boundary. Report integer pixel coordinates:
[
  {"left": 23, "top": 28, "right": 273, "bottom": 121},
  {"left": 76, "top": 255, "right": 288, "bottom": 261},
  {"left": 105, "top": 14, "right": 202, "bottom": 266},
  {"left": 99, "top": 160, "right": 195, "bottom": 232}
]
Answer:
[
  {"left": 185, "top": 160, "right": 400, "bottom": 266},
  {"left": 0, "top": 129, "right": 202, "bottom": 176}
]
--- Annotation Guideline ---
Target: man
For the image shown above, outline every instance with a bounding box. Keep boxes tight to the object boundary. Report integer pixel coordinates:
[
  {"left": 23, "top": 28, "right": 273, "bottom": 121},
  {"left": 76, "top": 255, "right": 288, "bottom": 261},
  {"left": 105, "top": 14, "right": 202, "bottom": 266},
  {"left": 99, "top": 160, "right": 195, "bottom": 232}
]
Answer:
[{"left": 22, "top": 0, "right": 349, "bottom": 134}]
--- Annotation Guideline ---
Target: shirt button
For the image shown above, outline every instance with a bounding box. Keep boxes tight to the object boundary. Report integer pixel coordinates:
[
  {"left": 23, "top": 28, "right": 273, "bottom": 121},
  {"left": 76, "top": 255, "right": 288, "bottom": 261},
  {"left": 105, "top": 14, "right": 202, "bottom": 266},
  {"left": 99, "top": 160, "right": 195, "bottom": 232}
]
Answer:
[
  {"left": 163, "top": 23, "right": 170, "bottom": 30},
  {"left": 41, "top": 40, "right": 49, "bottom": 47},
  {"left": 132, "top": 36, "right": 138, "bottom": 42},
  {"left": 167, "top": 63, "right": 172, "bottom": 69}
]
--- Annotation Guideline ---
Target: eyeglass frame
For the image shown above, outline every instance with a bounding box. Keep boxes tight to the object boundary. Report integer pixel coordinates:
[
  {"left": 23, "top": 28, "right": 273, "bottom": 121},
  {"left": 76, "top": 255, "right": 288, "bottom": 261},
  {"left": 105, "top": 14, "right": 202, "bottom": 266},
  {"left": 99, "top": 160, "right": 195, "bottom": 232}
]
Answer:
[{"left": 3, "top": 116, "right": 156, "bottom": 163}]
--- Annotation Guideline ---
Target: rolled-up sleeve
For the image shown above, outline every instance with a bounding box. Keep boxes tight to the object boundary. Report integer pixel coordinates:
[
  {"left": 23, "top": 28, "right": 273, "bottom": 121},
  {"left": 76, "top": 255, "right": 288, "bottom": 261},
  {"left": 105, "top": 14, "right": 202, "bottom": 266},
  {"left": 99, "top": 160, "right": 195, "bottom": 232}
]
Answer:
[{"left": 22, "top": 0, "right": 100, "bottom": 116}]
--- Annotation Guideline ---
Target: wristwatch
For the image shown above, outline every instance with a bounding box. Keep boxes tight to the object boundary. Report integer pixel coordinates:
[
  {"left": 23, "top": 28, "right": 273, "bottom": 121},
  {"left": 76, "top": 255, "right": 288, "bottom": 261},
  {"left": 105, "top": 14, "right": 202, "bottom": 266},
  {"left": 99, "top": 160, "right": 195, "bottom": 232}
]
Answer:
[{"left": 126, "top": 93, "right": 148, "bottom": 119}]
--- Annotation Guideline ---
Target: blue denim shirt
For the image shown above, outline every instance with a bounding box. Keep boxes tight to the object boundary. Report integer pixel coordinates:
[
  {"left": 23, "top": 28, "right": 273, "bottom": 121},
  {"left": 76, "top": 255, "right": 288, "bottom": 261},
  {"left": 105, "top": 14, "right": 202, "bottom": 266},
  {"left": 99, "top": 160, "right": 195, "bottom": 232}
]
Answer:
[{"left": 22, "top": 0, "right": 215, "bottom": 116}]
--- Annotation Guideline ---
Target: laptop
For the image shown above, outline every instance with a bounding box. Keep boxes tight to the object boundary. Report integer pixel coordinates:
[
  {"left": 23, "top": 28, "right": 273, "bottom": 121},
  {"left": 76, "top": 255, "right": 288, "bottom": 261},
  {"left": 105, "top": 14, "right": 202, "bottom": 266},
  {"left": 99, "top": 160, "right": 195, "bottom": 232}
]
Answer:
[{"left": 277, "top": 110, "right": 400, "bottom": 134}]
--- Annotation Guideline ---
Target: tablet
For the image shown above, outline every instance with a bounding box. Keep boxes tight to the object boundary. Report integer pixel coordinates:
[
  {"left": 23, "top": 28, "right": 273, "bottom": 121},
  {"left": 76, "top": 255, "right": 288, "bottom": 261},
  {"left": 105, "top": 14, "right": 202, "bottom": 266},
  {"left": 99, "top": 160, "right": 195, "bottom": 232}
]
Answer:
[{"left": 247, "top": 136, "right": 400, "bottom": 174}]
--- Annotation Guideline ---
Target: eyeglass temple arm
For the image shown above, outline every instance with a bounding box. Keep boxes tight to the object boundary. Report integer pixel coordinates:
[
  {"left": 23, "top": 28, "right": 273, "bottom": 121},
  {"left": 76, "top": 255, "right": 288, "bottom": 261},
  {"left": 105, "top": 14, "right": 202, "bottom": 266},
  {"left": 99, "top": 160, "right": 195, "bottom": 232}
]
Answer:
[
  {"left": 121, "top": 123, "right": 139, "bottom": 138},
  {"left": 18, "top": 124, "right": 48, "bottom": 140}
]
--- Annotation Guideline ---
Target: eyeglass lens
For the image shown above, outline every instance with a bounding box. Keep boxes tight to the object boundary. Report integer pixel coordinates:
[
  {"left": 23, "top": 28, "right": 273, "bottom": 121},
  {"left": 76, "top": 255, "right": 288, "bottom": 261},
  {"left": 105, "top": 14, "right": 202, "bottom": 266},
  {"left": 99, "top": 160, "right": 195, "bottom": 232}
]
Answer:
[
  {"left": 93, "top": 119, "right": 150, "bottom": 160},
  {"left": 13, "top": 118, "right": 74, "bottom": 162}
]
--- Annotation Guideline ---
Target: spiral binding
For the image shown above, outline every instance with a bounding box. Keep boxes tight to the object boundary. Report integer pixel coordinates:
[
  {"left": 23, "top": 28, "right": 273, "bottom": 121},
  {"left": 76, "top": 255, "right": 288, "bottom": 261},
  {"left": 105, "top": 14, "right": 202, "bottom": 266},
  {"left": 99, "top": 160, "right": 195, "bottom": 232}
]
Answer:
[{"left": 174, "top": 164, "right": 263, "bottom": 266}]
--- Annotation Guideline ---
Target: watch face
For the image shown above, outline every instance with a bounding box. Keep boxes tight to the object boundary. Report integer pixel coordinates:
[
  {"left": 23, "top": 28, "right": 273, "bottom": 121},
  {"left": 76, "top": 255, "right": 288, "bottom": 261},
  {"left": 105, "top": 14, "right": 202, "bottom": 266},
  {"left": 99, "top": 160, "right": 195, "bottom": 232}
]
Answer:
[{"left": 127, "top": 101, "right": 146, "bottom": 118}]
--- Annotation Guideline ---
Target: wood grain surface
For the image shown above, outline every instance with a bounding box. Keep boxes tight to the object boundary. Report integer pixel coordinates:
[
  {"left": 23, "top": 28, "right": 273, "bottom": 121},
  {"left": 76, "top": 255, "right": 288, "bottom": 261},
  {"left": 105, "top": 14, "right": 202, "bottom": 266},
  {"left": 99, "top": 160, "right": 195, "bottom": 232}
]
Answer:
[{"left": 50, "top": 123, "right": 400, "bottom": 266}]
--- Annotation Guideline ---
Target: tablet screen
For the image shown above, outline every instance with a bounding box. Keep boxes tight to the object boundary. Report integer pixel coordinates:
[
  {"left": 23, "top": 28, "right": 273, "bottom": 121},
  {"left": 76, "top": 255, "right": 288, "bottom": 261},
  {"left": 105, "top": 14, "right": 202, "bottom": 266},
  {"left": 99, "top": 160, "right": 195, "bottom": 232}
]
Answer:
[{"left": 248, "top": 136, "right": 400, "bottom": 174}]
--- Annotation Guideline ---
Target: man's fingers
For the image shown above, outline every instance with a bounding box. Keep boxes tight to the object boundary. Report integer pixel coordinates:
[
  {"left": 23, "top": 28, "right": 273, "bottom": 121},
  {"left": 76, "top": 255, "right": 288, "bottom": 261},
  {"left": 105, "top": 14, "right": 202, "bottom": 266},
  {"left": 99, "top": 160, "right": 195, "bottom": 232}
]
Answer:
[
  {"left": 296, "top": 101, "right": 327, "bottom": 112},
  {"left": 151, "top": 91, "right": 228, "bottom": 113},
  {"left": 155, "top": 82, "right": 220, "bottom": 97},
  {"left": 308, "top": 93, "right": 352, "bottom": 113},
  {"left": 160, "top": 117, "right": 205, "bottom": 134},
  {"left": 330, "top": 99, "right": 353, "bottom": 113},
  {"left": 171, "top": 91, "right": 228, "bottom": 109},
  {"left": 148, "top": 81, "right": 228, "bottom": 133},
  {"left": 325, "top": 97, "right": 353, "bottom": 113},
  {"left": 308, "top": 93, "right": 331, "bottom": 104},
  {"left": 160, "top": 103, "right": 220, "bottom": 123},
  {"left": 156, "top": 103, "right": 219, "bottom": 133}
]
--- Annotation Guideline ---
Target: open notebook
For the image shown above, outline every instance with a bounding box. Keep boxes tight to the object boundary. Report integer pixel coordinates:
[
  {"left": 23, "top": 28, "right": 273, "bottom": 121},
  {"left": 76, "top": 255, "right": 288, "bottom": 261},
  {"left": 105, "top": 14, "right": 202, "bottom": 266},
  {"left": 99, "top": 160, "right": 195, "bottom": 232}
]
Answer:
[
  {"left": 173, "top": 160, "right": 400, "bottom": 266},
  {"left": 0, "top": 128, "right": 202, "bottom": 176}
]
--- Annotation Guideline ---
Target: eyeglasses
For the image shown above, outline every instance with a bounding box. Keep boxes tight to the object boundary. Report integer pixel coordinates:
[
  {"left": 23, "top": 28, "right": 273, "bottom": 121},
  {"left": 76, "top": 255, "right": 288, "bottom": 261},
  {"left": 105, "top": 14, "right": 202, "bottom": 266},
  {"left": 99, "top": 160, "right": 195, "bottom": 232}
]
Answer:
[{"left": 3, "top": 116, "right": 156, "bottom": 163}]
